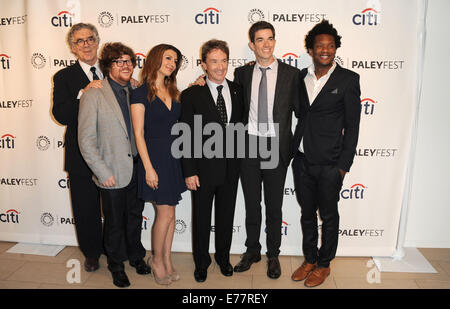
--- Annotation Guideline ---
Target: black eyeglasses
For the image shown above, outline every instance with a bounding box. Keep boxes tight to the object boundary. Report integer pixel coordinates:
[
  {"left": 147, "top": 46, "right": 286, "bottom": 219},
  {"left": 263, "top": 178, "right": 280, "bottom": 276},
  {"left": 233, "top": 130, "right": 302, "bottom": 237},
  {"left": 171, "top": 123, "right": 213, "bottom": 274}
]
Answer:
[
  {"left": 73, "top": 36, "right": 97, "bottom": 47},
  {"left": 112, "top": 59, "right": 134, "bottom": 67}
]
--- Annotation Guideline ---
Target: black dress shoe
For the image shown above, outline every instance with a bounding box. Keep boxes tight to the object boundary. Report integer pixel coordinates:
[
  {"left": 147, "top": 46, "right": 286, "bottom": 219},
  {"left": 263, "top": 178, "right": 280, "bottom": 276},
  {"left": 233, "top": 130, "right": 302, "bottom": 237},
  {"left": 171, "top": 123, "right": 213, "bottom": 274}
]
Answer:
[
  {"left": 84, "top": 258, "right": 99, "bottom": 272},
  {"left": 194, "top": 268, "right": 207, "bottom": 282},
  {"left": 267, "top": 257, "right": 281, "bottom": 279},
  {"left": 218, "top": 262, "right": 233, "bottom": 277},
  {"left": 233, "top": 252, "right": 261, "bottom": 272},
  {"left": 110, "top": 270, "right": 130, "bottom": 288},
  {"left": 130, "top": 259, "right": 151, "bottom": 275}
]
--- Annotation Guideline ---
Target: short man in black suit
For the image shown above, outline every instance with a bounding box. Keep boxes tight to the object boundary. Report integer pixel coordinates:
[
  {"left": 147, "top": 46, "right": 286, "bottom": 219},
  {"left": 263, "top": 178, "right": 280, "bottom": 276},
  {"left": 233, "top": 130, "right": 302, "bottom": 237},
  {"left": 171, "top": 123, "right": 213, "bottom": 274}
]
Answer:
[
  {"left": 232, "top": 21, "right": 300, "bottom": 279},
  {"left": 291, "top": 20, "right": 361, "bottom": 287},
  {"left": 52, "top": 23, "right": 104, "bottom": 272},
  {"left": 180, "top": 40, "right": 243, "bottom": 283}
]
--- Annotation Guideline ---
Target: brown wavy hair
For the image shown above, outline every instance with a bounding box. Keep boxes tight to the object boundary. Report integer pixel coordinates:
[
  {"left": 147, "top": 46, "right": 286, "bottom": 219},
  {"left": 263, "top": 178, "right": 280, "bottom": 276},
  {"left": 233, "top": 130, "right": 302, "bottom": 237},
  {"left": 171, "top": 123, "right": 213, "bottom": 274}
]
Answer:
[
  {"left": 99, "top": 42, "right": 136, "bottom": 77},
  {"left": 141, "top": 44, "right": 182, "bottom": 102}
]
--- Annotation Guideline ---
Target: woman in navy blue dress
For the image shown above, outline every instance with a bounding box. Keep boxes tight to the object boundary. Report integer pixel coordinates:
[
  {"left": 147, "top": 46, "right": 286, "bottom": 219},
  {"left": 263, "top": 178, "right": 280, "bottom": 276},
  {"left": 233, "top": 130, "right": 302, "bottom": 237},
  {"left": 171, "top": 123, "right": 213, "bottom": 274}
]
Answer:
[{"left": 130, "top": 44, "right": 186, "bottom": 285}]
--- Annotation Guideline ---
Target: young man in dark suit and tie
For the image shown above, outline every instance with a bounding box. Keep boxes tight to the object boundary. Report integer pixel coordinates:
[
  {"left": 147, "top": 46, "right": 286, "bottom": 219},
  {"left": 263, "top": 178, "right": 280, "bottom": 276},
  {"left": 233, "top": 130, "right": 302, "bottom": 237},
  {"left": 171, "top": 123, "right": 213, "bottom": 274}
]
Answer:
[
  {"left": 180, "top": 40, "right": 244, "bottom": 283},
  {"left": 52, "top": 23, "right": 104, "bottom": 273},
  {"left": 291, "top": 20, "right": 361, "bottom": 287},
  {"left": 232, "top": 21, "right": 301, "bottom": 279}
]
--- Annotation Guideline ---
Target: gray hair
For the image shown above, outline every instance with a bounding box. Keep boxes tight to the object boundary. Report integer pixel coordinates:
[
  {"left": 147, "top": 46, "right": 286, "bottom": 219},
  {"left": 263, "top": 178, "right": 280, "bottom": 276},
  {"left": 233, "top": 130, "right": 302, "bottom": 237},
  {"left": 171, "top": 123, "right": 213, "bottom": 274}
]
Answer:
[{"left": 66, "top": 23, "right": 100, "bottom": 48}]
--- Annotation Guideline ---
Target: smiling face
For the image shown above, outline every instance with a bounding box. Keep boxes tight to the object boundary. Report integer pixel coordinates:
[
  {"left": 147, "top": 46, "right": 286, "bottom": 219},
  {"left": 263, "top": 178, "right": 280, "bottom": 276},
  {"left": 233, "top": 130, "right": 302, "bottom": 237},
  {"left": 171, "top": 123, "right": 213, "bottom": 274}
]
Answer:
[
  {"left": 158, "top": 49, "right": 178, "bottom": 78},
  {"left": 249, "top": 28, "right": 276, "bottom": 65},
  {"left": 71, "top": 28, "right": 99, "bottom": 66},
  {"left": 308, "top": 33, "right": 336, "bottom": 70},
  {"left": 202, "top": 48, "right": 228, "bottom": 84},
  {"left": 109, "top": 54, "right": 134, "bottom": 86}
]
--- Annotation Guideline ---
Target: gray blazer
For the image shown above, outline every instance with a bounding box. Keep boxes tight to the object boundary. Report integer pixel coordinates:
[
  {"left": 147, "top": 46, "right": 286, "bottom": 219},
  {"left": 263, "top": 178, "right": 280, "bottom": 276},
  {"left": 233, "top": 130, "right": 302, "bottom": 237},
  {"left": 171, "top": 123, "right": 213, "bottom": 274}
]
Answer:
[{"left": 78, "top": 79, "right": 134, "bottom": 189}]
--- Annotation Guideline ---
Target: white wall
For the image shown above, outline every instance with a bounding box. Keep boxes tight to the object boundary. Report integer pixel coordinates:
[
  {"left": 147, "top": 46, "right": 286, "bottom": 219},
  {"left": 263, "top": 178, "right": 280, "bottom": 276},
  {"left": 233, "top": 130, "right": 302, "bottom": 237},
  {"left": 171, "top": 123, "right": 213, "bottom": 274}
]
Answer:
[{"left": 404, "top": 0, "right": 450, "bottom": 248}]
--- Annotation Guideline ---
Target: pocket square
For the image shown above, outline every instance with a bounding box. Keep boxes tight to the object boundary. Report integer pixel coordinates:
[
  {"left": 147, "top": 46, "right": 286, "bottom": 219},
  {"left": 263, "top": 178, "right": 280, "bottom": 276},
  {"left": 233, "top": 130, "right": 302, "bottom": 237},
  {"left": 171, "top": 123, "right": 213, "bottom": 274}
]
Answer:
[{"left": 330, "top": 88, "right": 338, "bottom": 94}]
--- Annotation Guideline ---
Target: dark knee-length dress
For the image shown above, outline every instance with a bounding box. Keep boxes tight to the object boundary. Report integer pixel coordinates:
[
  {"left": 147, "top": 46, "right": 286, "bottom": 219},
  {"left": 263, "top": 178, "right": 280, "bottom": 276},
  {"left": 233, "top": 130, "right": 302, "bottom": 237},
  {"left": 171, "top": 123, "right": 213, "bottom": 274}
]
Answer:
[{"left": 130, "top": 84, "right": 186, "bottom": 205}]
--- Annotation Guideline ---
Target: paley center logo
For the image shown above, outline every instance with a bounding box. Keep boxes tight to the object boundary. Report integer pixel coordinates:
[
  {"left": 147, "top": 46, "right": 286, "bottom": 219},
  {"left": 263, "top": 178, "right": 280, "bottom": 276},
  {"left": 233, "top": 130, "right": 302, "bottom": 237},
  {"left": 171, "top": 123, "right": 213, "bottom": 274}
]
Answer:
[
  {"left": 0, "top": 133, "right": 15, "bottom": 149},
  {"left": 51, "top": 11, "right": 74, "bottom": 27},
  {"left": 31, "top": 52, "right": 77, "bottom": 69},
  {"left": 341, "top": 183, "right": 366, "bottom": 200},
  {"left": 36, "top": 135, "right": 64, "bottom": 151},
  {"left": 249, "top": 8, "right": 326, "bottom": 23},
  {"left": 0, "top": 209, "right": 20, "bottom": 224},
  {"left": 0, "top": 54, "right": 11, "bottom": 70},
  {"left": 352, "top": 8, "right": 380, "bottom": 26},
  {"left": 195, "top": 7, "right": 220, "bottom": 24}
]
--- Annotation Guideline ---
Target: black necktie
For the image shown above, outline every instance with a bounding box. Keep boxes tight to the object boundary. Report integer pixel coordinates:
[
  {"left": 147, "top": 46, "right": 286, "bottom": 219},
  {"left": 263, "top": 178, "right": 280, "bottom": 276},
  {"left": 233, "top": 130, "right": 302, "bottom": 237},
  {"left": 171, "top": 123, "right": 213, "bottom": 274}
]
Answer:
[
  {"left": 216, "top": 85, "right": 228, "bottom": 124},
  {"left": 90, "top": 67, "right": 100, "bottom": 80}
]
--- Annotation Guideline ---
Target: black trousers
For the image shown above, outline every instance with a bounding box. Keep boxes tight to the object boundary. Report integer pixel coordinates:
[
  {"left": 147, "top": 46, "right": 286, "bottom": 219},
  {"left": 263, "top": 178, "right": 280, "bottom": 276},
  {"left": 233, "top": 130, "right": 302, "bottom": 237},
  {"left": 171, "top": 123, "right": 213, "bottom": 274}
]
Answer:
[
  {"left": 240, "top": 135, "right": 288, "bottom": 258},
  {"left": 68, "top": 173, "right": 103, "bottom": 259},
  {"left": 191, "top": 174, "right": 238, "bottom": 270},
  {"left": 292, "top": 151, "right": 343, "bottom": 268},
  {"left": 100, "top": 161, "right": 146, "bottom": 272}
]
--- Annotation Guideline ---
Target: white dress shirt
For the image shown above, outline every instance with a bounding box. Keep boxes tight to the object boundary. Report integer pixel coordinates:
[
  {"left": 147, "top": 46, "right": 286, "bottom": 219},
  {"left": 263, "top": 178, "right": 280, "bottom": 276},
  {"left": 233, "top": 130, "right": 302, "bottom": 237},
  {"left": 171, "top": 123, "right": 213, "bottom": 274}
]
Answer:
[
  {"left": 77, "top": 60, "right": 103, "bottom": 99},
  {"left": 248, "top": 58, "right": 278, "bottom": 137},
  {"left": 206, "top": 77, "right": 232, "bottom": 123},
  {"left": 299, "top": 61, "right": 337, "bottom": 152}
]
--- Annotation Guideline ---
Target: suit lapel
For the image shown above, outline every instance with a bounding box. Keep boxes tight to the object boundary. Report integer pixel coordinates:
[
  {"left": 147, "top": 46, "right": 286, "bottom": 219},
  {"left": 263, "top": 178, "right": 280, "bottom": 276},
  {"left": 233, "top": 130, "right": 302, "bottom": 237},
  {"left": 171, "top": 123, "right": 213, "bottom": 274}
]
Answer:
[
  {"left": 201, "top": 84, "right": 223, "bottom": 124},
  {"left": 100, "top": 79, "right": 129, "bottom": 136},
  {"left": 311, "top": 64, "right": 342, "bottom": 106},
  {"left": 273, "top": 60, "right": 289, "bottom": 123},
  {"left": 73, "top": 61, "right": 91, "bottom": 90},
  {"left": 227, "top": 79, "right": 239, "bottom": 123},
  {"left": 244, "top": 64, "right": 254, "bottom": 111}
]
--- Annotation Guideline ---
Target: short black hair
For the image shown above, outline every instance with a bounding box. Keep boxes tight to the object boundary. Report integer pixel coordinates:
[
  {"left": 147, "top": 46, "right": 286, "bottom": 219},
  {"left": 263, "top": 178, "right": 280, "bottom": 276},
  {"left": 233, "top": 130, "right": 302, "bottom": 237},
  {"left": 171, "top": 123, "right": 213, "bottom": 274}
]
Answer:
[
  {"left": 249, "top": 21, "right": 275, "bottom": 43},
  {"left": 305, "top": 20, "right": 341, "bottom": 50}
]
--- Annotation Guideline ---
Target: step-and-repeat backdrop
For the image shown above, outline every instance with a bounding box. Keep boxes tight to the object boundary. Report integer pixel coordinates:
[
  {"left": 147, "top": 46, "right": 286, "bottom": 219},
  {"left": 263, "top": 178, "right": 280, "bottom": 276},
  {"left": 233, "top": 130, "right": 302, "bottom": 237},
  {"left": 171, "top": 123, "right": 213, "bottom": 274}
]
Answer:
[{"left": 0, "top": 0, "right": 425, "bottom": 256}]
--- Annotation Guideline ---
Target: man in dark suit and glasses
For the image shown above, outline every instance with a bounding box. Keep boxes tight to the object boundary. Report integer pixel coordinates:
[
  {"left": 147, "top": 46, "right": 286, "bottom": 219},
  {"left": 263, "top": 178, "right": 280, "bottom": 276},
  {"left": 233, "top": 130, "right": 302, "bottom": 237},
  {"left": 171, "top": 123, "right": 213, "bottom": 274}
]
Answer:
[
  {"left": 180, "top": 39, "right": 244, "bottom": 283},
  {"left": 232, "top": 21, "right": 301, "bottom": 279},
  {"left": 52, "top": 23, "right": 104, "bottom": 273},
  {"left": 291, "top": 20, "right": 361, "bottom": 287}
]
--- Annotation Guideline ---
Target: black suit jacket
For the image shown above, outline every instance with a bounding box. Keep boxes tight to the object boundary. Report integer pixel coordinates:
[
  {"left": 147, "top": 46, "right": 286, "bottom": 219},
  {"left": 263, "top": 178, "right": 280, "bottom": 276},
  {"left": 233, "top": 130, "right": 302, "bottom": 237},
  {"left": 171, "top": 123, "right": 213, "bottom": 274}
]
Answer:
[
  {"left": 180, "top": 79, "right": 244, "bottom": 186},
  {"left": 233, "top": 59, "right": 300, "bottom": 167},
  {"left": 292, "top": 64, "right": 361, "bottom": 172},
  {"left": 52, "top": 61, "right": 93, "bottom": 176}
]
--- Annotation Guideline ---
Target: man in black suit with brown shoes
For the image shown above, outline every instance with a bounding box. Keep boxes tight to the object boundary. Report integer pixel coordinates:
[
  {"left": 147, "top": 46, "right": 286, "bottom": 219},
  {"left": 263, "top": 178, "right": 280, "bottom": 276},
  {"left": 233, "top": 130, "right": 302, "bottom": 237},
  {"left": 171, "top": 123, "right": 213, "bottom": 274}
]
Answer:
[
  {"left": 291, "top": 20, "right": 361, "bottom": 287},
  {"left": 180, "top": 40, "right": 244, "bottom": 283}
]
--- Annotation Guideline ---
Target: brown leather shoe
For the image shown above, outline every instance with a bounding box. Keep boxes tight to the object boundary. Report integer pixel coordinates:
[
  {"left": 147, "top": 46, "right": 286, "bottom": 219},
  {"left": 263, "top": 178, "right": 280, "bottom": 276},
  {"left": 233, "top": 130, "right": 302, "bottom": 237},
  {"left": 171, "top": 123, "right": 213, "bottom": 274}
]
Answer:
[
  {"left": 304, "top": 266, "right": 330, "bottom": 287},
  {"left": 291, "top": 261, "right": 317, "bottom": 281}
]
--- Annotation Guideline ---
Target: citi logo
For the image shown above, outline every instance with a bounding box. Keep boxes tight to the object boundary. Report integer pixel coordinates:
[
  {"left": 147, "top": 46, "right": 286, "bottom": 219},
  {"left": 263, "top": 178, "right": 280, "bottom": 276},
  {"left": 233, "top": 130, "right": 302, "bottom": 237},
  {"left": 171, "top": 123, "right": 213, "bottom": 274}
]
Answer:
[
  {"left": 281, "top": 53, "right": 299, "bottom": 68},
  {"left": 361, "top": 98, "right": 377, "bottom": 115},
  {"left": 0, "top": 134, "right": 15, "bottom": 149},
  {"left": 51, "top": 11, "right": 73, "bottom": 27},
  {"left": 58, "top": 177, "right": 70, "bottom": 189},
  {"left": 352, "top": 8, "right": 379, "bottom": 26},
  {"left": 341, "top": 184, "right": 366, "bottom": 200},
  {"left": 265, "top": 220, "right": 289, "bottom": 235},
  {"left": 0, "top": 209, "right": 20, "bottom": 224},
  {"left": 136, "top": 53, "right": 146, "bottom": 69},
  {"left": 0, "top": 54, "right": 11, "bottom": 70},
  {"left": 195, "top": 8, "right": 220, "bottom": 24}
]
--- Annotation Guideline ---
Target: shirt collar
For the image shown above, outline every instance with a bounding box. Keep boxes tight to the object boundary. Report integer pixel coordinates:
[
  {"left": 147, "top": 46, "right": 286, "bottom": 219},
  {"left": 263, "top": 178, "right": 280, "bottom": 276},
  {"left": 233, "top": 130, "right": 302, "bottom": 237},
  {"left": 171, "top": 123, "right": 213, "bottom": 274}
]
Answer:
[
  {"left": 107, "top": 76, "right": 130, "bottom": 92},
  {"left": 206, "top": 77, "right": 228, "bottom": 89},
  {"left": 307, "top": 61, "right": 337, "bottom": 79},
  {"left": 255, "top": 57, "right": 278, "bottom": 71},
  {"left": 79, "top": 60, "right": 102, "bottom": 77}
]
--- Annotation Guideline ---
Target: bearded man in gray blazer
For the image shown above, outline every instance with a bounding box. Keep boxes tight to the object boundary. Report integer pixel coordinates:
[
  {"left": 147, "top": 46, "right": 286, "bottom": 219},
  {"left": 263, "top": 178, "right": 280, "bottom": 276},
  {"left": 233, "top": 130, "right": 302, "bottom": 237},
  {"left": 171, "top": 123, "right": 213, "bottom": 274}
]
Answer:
[{"left": 78, "top": 42, "right": 150, "bottom": 288}]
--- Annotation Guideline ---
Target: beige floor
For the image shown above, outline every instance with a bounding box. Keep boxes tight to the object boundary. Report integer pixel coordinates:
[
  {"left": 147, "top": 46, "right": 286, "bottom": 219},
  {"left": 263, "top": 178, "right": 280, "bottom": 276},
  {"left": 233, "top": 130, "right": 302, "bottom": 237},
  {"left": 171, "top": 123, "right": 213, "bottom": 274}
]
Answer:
[{"left": 0, "top": 241, "right": 449, "bottom": 289}]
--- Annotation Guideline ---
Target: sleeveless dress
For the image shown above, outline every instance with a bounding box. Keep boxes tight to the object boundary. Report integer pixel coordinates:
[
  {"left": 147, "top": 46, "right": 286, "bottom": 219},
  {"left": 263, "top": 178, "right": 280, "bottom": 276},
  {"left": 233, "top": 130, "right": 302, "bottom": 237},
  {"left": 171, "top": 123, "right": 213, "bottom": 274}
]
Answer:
[{"left": 130, "top": 84, "right": 186, "bottom": 205}]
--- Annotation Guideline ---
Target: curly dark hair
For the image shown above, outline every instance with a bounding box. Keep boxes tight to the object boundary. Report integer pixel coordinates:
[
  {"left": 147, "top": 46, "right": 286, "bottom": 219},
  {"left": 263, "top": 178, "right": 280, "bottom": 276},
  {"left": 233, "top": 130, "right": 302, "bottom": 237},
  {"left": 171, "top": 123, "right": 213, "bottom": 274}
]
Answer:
[
  {"left": 99, "top": 42, "right": 136, "bottom": 76},
  {"left": 305, "top": 20, "right": 341, "bottom": 51}
]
